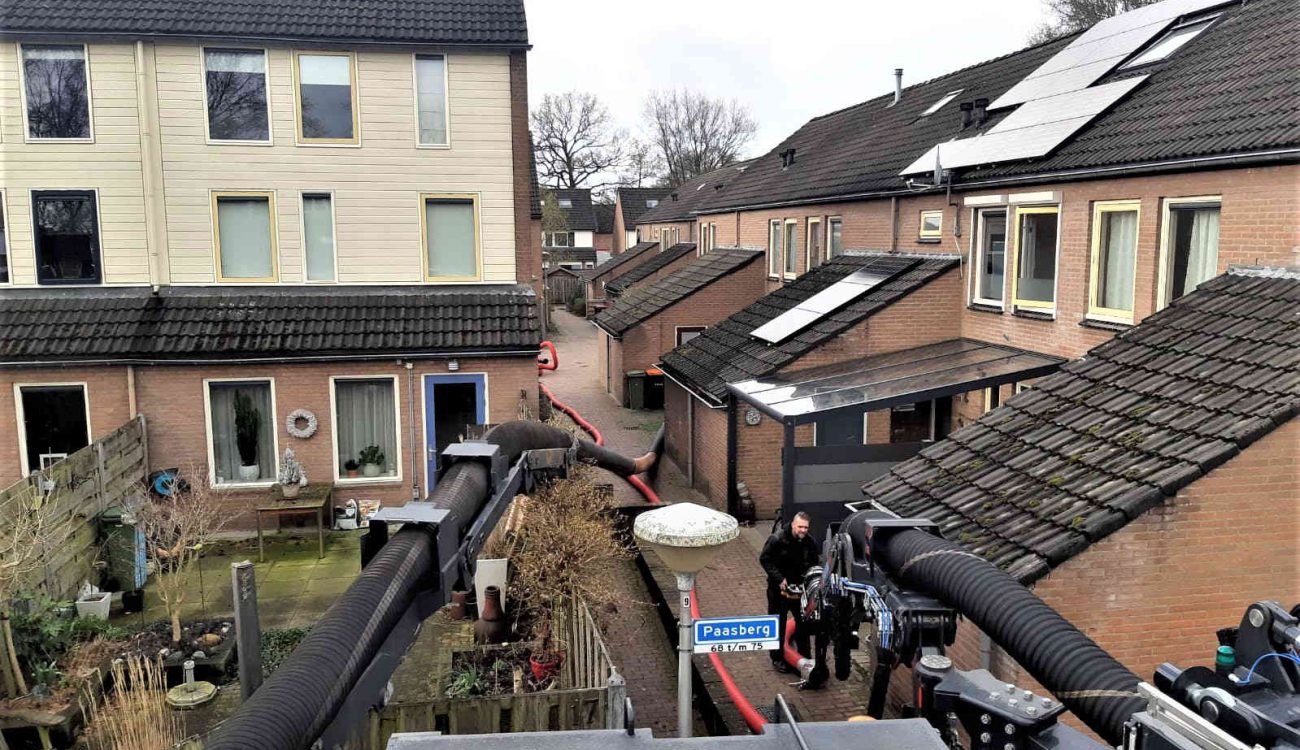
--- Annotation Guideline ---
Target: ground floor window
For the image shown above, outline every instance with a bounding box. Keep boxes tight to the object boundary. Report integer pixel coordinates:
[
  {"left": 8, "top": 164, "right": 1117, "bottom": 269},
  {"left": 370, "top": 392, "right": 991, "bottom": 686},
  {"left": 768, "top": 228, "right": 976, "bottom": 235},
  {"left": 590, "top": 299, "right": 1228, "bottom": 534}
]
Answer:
[
  {"left": 333, "top": 377, "right": 399, "bottom": 480},
  {"left": 16, "top": 384, "right": 89, "bottom": 475},
  {"left": 889, "top": 398, "right": 952, "bottom": 443},
  {"left": 814, "top": 410, "right": 866, "bottom": 447},
  {"left": 207, "top": 380, "right": 276, "bottom": 484}
]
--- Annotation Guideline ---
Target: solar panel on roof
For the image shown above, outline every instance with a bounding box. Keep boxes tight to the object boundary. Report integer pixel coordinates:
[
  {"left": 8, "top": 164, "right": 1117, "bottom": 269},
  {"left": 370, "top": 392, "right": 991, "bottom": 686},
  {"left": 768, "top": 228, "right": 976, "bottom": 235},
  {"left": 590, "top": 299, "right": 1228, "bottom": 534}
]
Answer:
[
  {"left": 750, "top": 268, "right": 895, "bottom": 344},
  {"left": 990, "top": 0, "right": 1228, "bottom": 109},
  {"left": 900, "top": 76, "right": 1147, "bottom": 175}
]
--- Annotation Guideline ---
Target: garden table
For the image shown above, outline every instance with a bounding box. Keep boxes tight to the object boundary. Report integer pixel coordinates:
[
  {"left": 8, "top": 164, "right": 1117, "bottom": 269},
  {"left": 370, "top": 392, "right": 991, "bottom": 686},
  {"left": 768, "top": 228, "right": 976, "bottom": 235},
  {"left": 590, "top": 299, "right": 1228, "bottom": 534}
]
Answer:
[{"left": 255, "top": 484, "right": 334, "bottom": 563}]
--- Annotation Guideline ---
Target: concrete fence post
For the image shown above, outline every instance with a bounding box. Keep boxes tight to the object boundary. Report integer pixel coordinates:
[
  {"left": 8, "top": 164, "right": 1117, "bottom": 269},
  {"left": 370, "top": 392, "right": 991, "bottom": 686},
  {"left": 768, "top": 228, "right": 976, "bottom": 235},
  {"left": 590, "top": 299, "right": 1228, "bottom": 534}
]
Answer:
[
  {"left": 606, "top": 666, "right": 627, "bottom": 730},
  {"left": 232, "top": 561, "right": 263, "bottom": 699}
]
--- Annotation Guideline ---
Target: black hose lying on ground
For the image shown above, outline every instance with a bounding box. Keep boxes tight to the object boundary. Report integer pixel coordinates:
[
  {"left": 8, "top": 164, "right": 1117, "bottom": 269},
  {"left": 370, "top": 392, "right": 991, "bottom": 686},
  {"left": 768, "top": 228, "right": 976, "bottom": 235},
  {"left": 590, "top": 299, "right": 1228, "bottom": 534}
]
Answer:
[
  {"left": 874, "top": 526, "right": 1145, "bottom": 746},
  {"left": 206, "top": 421, "right": 646, "bottom": 750}
]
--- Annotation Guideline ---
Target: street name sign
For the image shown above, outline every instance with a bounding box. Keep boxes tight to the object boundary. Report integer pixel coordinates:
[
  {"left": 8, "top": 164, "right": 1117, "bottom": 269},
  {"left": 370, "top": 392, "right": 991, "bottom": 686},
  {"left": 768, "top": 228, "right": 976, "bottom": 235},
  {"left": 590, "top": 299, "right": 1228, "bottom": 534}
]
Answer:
[{"left": 692, "top": 615, "right": 780, "bottom": 654}]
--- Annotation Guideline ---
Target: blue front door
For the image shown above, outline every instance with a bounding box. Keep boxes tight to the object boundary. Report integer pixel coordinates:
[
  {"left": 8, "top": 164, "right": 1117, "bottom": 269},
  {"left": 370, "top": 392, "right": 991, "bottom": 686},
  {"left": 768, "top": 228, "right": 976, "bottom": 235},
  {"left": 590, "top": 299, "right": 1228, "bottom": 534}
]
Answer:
[{"left": 424, "top": 374, "right": 487, "bottom": 492}]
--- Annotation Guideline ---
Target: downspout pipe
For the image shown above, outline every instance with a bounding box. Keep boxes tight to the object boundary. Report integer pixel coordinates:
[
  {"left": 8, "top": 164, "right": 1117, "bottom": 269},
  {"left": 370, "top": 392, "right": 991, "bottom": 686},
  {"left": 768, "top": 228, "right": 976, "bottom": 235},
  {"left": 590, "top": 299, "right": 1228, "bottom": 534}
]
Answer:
[{"left": 206, "top": 421, "right": 651, "bottom": 750}]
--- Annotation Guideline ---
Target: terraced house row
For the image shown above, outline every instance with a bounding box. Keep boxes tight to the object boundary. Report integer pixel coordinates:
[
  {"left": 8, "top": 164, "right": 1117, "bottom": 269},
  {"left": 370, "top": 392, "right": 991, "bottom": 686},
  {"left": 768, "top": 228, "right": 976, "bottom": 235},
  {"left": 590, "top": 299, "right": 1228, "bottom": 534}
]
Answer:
[{"left": 0, "top": 0, "right": 544, "bottom": 519}]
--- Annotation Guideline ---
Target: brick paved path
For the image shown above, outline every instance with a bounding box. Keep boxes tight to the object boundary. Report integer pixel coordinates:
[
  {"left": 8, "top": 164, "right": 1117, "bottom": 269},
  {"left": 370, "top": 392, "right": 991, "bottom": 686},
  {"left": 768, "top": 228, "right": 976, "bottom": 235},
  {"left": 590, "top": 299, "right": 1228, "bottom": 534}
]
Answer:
[{"left": 542, "top": 310, "right": 876, "bottom": 730}]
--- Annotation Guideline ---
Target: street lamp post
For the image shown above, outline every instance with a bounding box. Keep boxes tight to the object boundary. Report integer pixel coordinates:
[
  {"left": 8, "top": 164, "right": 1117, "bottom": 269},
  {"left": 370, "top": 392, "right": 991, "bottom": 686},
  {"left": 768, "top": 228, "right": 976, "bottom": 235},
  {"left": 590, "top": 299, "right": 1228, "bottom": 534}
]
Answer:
[{"left": 633, "top": 503, "right": 739, "bottom": 738}]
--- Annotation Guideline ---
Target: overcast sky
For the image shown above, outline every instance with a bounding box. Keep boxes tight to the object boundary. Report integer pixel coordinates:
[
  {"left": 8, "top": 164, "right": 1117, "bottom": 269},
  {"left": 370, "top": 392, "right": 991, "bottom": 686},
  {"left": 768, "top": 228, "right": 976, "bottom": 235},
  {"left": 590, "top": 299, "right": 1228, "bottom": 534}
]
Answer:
[{"left": 526, "top": 0, "right": 1048, "bottom": 161}]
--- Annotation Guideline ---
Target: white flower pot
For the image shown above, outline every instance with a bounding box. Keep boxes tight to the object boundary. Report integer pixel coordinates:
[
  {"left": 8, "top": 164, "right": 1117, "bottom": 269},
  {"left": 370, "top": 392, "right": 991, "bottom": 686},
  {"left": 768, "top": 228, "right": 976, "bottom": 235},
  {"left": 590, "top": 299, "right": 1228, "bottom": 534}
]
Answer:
[
  {"left": 75, "top": 592, "right": 111, "bottom": 621},
  {"left": 361, "top": 463, "right": 382, "bottom": 478},
  {"left": 238, "top": 464, "right": 261, "bottom": 481}
]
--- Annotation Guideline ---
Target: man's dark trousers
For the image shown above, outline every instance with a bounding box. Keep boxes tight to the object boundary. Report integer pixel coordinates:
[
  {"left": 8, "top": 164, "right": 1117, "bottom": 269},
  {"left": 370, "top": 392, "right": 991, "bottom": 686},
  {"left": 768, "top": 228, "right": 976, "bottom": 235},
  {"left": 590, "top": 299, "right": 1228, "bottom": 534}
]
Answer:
[{"left": 768, "top": 588, "right": 810, "bottom": 664}]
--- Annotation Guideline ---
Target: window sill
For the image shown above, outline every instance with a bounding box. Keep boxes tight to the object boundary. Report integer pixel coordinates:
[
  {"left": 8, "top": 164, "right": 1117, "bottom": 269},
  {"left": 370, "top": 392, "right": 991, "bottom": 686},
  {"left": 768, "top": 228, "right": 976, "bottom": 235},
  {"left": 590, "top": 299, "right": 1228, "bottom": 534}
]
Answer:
[
  {"left": 967, "top": 302, "right": 1005, "bottom": 315},
  {"left": 214, "top": 481, "right": 276, "bottom": 490},
  {"left": 1079, "top": 317, "right": 1132, "bottom": 333},
  {"left": 1012, "top": 308, "right": 1056, "bottom": 322},
  {"left": 206, "top": 139, "right": 274, "bottom": 147},
  {"left": 335, "top": 476, "right": 403, "bottom": 486},
  {"left": 416, "top": 143, "right": 452, "bottom": 150},
  {"left": 916, "top": 237, "right": 942, "bottom": 244}
]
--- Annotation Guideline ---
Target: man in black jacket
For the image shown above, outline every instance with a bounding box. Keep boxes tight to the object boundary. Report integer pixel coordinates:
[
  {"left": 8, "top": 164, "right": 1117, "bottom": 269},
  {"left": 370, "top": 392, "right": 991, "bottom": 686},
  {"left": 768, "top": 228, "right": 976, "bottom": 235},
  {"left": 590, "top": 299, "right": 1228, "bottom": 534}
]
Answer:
[{"left": 759, "top": 511, "right": 818, "bottom": 673}]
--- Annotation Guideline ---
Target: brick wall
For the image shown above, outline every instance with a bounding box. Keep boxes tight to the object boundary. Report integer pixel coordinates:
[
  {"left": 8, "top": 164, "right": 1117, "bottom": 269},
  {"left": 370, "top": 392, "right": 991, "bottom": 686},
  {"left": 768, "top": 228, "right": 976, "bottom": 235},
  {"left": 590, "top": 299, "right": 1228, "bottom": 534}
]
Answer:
[
  {"left": 888, "top": 418, "right": 1300, "bottom": 735},
  {"left": 509, "top": 51, "right": 541, "bottom": 299},
  {"left": 640, "top": 221, "right": 695, "bottom": 248},
  {"left": 0, "top": 357, "right": 539, "bottom": 525},
  {"left": 610, "top": 261, "right": 767, "bottom": 402},
  {"left": 593, "top": 232, "right": 614, "bottom": 253}
]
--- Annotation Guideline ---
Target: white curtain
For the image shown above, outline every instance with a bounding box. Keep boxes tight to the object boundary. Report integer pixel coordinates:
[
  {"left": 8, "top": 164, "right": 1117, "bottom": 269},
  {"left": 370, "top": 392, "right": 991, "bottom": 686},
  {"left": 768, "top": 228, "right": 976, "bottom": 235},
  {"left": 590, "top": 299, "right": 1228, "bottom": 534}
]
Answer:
[
  {"left": 303, "top": 195, "right": 335, "bottom": 281},
  {"left": 335, "top": 379, "right": 397, "bottom": 476},
  {"left": 415, "top": 55, "right": 448, "bottom": 145},
  {"left": 209, "top": 382, "right": 274, "bottom": 483},
  {"left": 426, "top": 200, "right": 476, "bottom": 277},
  {"left": 217, "top": 197, "right": 273, "bottom": 278},
  {"left": 769, "top": 222, "right": 782, "bottom": 275},
  {"left": 1099, "top": 210, "right": 1137, "bottom": 311},
  {"left": 1182, "top": 208, "right": 1220, "bottom": 296}
]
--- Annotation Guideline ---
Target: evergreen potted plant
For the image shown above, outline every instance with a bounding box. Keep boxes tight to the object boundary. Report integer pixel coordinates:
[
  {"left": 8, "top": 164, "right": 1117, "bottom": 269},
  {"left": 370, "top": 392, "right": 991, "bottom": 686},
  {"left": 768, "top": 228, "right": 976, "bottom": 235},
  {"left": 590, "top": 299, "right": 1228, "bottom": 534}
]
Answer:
[
  {"left": 358, "top": 445, "right": 385, "bottom": 478},
  {"left": 277, "top": 448, "right": 307, "bottom": 499},
  {"left": 344, "top": 459, "right": 359, "bottom": 479},
  {"left": 234, "top": 391, "right": 262, "bottom": 481}
]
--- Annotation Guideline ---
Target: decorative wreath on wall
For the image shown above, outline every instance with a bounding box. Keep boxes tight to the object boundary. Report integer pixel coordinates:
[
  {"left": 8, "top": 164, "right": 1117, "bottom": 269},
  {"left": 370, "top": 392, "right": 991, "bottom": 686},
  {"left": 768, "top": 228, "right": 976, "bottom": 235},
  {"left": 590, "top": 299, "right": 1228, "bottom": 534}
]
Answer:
[{"left": 286, "top": 409, "right": 318, "bottom": 439}]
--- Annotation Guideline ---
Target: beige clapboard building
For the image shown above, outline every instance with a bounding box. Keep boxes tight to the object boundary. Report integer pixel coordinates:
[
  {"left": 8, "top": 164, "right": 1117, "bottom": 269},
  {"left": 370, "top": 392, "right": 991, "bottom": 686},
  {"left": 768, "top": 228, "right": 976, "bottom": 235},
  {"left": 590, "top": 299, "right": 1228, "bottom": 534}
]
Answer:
[{"left": 0, "top": 0, "right": 544, "bottom": 522}]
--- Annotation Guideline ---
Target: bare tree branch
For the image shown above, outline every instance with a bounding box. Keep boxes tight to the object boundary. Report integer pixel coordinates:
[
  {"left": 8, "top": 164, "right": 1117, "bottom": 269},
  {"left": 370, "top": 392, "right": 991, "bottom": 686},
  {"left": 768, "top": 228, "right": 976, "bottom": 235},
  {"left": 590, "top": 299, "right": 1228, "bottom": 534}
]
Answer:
[
  {"left": 531, "top": 92, "right": 625, "bottom": 191},
  {"left": 1029, "top": 0, "right": 1160, "bottom": 42},
  {"left": 614, "top": 137, "right": 665, "bottom": 189},
  {"left": 642, "top": 89, "right": 757, "bottom": 186}
]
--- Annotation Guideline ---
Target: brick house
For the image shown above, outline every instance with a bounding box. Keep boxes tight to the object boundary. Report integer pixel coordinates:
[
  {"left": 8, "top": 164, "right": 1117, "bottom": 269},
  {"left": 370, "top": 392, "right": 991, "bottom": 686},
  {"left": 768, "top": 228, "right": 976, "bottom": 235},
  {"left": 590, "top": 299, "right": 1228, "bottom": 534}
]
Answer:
[
  {"left": 593, "top": 202, "right": 615, "bottom": 257},
  {"left": 594, "top": 247, "right": 766, "bottom": 404},
  {"left": 658, "top": 0, "right": 1298, "bottom": 519},
  {"left": 862, "top": 267, "right": 1299, "bottom": 731},
  {"left": 0, "top": 0, "right": 543, "bottom": 524},
  {"left": 635, "top": 162, "right": 751, "bottom": 254},
  {"left": 581, "top": 240, "right": 659, "bottom": 317},
  {"left": 604, "top": 242, "right": 701, "bottom": 301},
  {"left": 612, "top": 187, "right": 668, "bottom": 254},
  {"left": 541, "top": 187, "right": 598, "bottom": 270}
]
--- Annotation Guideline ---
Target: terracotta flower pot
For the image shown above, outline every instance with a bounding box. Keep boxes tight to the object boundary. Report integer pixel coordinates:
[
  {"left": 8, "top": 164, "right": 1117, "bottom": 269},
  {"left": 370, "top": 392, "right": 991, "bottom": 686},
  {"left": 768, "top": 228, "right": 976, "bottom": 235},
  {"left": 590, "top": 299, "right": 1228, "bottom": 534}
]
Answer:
[
  {"left": 472, "top": 586, "right": 510, "bottom": 644},
  {"left": 529, "top": 651, "right": 565, "bottom": 682}
]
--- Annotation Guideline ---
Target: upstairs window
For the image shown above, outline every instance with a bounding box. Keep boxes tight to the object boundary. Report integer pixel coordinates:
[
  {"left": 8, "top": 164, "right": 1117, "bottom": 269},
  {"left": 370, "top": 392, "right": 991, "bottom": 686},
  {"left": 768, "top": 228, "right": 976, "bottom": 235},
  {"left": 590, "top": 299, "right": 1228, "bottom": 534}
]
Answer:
[
  {"left": 33, "top": 191, "right": 100, "bottom": 285},
  {"left": 1011, "top": 206, "right": 1059, "bottom": 311},
  {"left": 972, "top": 209, "right": 1007, "bottom": 307},
  {"left": 302, "top": 193, "right": 336, "bottom": 282},
  {"left": 1160, "top": 198, "right": 1220, "bottom": 307},
  {"left": 204, "top": 48, "right": 270, "bottom": 142},
  {"left": 0, "top": 192, "right": 8, "bottom": 284},
  {"left": 828, "top": 217, "right": 844, "bottom": 258},
  {"left": 213, "top": 192, "right": 278, "bottom": 282},
  {"left": 295, "top": 52, "right": 358, "bottom": 144},
  {"left": 422, "top": 194, "right": 480, "bottom": 281},
  {"left": 1088, "top": 201, "right": 1140, "bottom": 322},
  {"left": 544, "top": 231, "right": 573, "bottom": 247},
  {"left": 21, "top": 45, "right": 91, "bottom": 140},
  {"left": 783, "top": 220, "right": 797, "bottom": 277},
  {"left": 414, "top": 54, "right": 448, "bottom": 146},
  {"left": 1121, "top": 14, "right": 1219, "bottom": 69},
  {"left": 768, "top": 219, "right": 783, "bottom": 277},
  {"left": 919, "top": 209, "right": 943, "bottom": 240}
]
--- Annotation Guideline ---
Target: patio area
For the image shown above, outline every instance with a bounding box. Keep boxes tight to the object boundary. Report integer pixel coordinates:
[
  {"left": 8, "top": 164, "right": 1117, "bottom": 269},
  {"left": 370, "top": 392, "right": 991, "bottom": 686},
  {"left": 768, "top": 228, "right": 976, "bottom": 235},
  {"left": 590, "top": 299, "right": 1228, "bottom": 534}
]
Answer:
[{"left": 111, "top": 530, "right": 363, "bottom": 630}]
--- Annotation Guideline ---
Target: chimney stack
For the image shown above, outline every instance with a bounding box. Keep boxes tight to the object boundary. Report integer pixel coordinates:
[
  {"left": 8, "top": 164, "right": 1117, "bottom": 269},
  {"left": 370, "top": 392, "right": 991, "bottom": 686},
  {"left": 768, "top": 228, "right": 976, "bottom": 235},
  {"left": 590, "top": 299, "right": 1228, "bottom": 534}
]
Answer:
[
  {"left": 959, "top": 102, "right": 974, "bottom": 129},
  {"left": 973, "top": 98, "right": 990, "bottom": 125},
  {"left": 893, "top": 68, "right": 904, "bottom": 106}
]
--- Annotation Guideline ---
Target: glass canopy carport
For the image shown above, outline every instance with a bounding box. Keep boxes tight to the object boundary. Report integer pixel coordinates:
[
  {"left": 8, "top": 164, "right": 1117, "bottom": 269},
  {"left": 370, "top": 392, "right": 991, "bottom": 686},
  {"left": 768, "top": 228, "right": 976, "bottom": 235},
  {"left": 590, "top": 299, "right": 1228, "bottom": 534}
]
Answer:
[{"left": 725, "top": 338, "right": 1066, "bottom": 535}]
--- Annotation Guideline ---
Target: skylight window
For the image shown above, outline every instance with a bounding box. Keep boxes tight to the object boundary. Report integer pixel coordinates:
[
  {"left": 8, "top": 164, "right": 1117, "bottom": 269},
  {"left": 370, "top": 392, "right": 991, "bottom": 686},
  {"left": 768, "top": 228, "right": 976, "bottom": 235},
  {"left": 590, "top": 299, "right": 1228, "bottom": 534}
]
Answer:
[
  {"left": 558, "top": 198, "right": 573, "bottom": 208},
  {"left": 920, "top": 90, "right": 963, "bottom": 117},
  {"left": 1120, "top": 14, "right": 1218, "bottom": 69},
  {"left": 646, "top": 199, "right": 659, "bottom": 208}
]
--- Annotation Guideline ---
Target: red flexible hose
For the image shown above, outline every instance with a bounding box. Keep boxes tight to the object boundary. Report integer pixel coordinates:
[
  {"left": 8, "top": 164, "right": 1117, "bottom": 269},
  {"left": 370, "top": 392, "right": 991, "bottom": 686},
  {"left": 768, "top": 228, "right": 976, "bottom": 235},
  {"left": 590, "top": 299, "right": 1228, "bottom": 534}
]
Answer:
[
  {"left": 539, "top": 360, "right": 772, "bottom": 732},
  {"left": 537, "top": 340, "right": 558, "bottom": 372}
]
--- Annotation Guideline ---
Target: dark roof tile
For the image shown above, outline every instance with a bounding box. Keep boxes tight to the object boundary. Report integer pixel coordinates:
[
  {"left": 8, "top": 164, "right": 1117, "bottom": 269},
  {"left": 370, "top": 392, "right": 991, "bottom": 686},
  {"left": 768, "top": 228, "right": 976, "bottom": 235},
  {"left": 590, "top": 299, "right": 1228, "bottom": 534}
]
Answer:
[
  {"left": 617, "top": 188, "right": 669, "bottom": 227},
  {"left": 863, "top": 267, "right": 1300, "bottom": 584},
  {"left": 581, "top": 241, "right": 659, "bottom": 282},
  {"left": 594, "top": 247, "right": 762, "bottom": 337},
  {"left": 605, "top": 242, "right": 698, "bottom": 296}
]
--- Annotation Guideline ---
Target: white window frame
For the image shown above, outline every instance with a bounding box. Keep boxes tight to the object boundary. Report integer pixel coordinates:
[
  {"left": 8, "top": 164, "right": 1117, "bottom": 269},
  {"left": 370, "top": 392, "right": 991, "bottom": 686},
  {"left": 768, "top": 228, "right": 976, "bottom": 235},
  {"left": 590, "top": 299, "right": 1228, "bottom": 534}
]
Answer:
[
  {"left": 200, "top": 46, "right": 273, "bottom": 146},
  {"left": 299, "top": 191, "right": 338, "bottom": 283},
  {"left": 983, "top": 386, "right": 1001, "bottom": 413},
  {"left": 1087, "top": 199, "right": 1142, "bottom": 324},
  {"left": 330, "top": 375, "right": 404, "bottom": 485},
  {"left": 1009, "top": 204, "right": 1062, "bottom": 314},
  {"left": 18, "top": 43, "right": 95, "bottom": 144},
  {"left": 211, "top": 190, "right": 280, "bottom": 283},
  {"left": 783, "top": 219, "right": 798, "bottom": 279},
  {"left": 768, "top": 219, "right": 783, "bottom": 278},
  {"left": 292, "top": 50, "right": 360, "bottom": 147},
  {"left": 412, "top": 53, "right": 451, "bottom": 148},
  {"left": 971, "top": 206, "right": 1008, "bottom": 308},
  {"left": 1156, "top": 195, "right": 1222, "bottom": 311},
  {"left": 13, "top": 382, "right": 92, "bottom": 478},
  {"left": 806, "top": 216, "right": 823, "bottom": 270},
  {"left": 203, "top": 377, "right": 279, "bottom": 488},
  {"left": 827, "top": 216, "right": 843, "bottom": 258},
  {"left": 675, "top": 325, "right": 706, "bottom": 347}
]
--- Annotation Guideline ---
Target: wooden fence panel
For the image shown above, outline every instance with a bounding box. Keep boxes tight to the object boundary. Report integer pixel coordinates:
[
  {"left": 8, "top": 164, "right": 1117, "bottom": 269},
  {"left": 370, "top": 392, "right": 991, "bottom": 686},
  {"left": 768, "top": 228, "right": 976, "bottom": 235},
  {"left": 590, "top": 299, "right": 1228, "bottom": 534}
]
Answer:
[{"left": 0, "top": 417, "right": 148, "bottom": 599}]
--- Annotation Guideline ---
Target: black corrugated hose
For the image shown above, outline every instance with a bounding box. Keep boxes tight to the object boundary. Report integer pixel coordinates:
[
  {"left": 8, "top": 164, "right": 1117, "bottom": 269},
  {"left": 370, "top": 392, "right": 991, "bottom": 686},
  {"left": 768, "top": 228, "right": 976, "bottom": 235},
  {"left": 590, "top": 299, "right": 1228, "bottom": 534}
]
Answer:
[
  {"left": 207, "top": 422, "right": 639, "bottom": 750},
  {"left": 876, "top": 527, "right": 1145, "bottom": 745}
]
